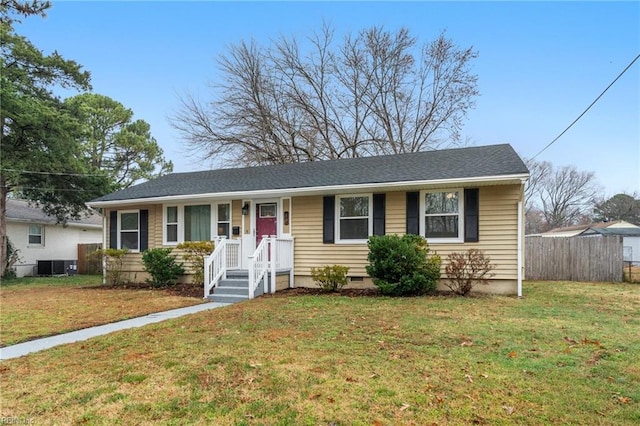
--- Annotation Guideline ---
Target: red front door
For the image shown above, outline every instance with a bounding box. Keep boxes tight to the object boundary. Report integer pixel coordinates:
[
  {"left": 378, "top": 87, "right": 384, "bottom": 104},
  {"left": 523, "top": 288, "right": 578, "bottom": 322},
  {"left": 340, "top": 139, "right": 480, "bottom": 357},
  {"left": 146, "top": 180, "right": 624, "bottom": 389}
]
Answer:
[{"left": 256, "top": 203, "right": 277, "bottom": 244}]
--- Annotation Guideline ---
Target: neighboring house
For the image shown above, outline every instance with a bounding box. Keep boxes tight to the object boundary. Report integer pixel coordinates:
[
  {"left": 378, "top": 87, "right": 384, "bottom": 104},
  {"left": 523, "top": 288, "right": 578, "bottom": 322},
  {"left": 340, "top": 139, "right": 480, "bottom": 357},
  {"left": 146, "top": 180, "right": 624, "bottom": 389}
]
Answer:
[
  {"left": 540, "top": 220, "right": 640, "bottom": 265},
  {"left": 5, "top": 199, "right": 103, "bottom": 277},
  {"left": 88, "top": 144, "right": 529, "bottom": 297}
]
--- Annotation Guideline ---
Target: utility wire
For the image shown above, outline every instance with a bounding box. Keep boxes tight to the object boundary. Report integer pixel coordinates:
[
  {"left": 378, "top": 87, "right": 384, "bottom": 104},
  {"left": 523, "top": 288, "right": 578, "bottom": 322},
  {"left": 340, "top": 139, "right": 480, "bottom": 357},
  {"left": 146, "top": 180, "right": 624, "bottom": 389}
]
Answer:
[
  {"left": 0, "top": 168, "right": 106, "bottom": 177},
  {"left": 532, "top": 53, "right": 640, "bottom": 160}
]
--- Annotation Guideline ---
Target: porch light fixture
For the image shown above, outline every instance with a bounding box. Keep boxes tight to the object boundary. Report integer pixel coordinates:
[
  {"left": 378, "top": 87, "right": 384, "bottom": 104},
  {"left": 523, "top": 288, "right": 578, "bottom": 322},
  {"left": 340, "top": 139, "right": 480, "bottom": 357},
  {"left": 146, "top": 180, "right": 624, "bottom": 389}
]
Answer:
[{"left": 241, "top": 202, "right": 249, "bottom": 216}]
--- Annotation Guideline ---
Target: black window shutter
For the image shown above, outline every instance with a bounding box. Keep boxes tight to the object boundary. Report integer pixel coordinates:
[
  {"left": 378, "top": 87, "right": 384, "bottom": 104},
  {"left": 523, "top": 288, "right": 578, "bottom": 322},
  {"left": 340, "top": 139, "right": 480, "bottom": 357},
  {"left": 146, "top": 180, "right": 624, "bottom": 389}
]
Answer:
[
  {"left": 322, "top": 196, "right": 335, "bottom": 244},
  {"left": 109, "top": 211, "right": 118, "bottom": 249},
  {"left": 406, "top": 192, "right": 420, "bottom": 235},
  {"left": 140, "top": 209, "right": 149, "bottom": 251},
  {"left": 373, "top": 194, "right": 385, "bottom": 236},
  {"left": 464, "top": 188, "right": 479, "bottom": 242}
]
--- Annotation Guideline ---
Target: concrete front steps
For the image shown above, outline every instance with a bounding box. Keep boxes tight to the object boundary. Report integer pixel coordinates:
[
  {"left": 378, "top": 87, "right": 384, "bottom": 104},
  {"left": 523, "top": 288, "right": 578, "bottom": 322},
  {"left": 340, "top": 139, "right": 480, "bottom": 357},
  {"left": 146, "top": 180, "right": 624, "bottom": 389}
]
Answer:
[{"left": 207, "top": 270, "right": 264, "bottom": 304}]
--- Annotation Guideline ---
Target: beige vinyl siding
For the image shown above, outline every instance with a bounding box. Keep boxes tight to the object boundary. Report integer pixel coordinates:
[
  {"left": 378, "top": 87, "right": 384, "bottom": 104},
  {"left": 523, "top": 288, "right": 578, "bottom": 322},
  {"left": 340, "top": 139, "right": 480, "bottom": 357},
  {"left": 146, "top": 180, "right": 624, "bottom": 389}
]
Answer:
[{"left": 291, "top": 184, "right": 523, "bottom": 281}]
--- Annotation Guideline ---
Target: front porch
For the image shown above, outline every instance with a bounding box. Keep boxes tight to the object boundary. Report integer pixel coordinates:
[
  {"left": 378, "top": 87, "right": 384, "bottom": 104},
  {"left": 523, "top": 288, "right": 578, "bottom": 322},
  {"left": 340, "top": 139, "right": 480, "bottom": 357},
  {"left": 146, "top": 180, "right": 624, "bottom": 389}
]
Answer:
[{"left": 204, "top": 236, "right": 294, "bottom": 303}]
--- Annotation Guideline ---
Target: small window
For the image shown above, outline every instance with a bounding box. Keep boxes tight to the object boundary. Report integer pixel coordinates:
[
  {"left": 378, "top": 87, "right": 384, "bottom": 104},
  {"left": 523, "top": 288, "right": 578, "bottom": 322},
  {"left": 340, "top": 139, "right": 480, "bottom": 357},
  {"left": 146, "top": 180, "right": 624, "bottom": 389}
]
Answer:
[
  {"left": 423, "top": 190, "right": 462, "bottom": 241},
  {"left": 28, "top": 225, "right": 43, "bottom": 245},
  {"left": 119, "top": 211, "right": 139, "bottom": 250},
  {"left": 217, "top": 203, "right": 231, "bottom": 238},
  {"left": 184, "top": 205, "right": 211, "bottom": 241},
  {"left": 259, "top": 204, "right": 277, "bottom": 218},
  {"left": 166, "top": 206, "right": 178, "bottom": 243},
  {"left": 337, "top": 195, "right": 371, "bottom": 242}
]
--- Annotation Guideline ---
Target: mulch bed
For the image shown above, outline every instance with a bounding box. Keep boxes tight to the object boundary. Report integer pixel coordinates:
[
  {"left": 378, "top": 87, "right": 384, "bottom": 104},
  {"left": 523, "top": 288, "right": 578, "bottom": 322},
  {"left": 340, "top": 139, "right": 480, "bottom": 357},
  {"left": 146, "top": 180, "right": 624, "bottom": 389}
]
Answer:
[{"left": 85, "top": 282, "right": 204, "bottom": 299}]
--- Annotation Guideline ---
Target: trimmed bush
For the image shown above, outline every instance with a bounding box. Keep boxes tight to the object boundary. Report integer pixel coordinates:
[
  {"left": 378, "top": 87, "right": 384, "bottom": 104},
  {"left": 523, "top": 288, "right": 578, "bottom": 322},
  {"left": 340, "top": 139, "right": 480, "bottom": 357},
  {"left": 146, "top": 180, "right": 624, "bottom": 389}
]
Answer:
[
  {"left": 142, "top": 248, "right": 185, "bottom": 287},
  {"left": 444, "top": 249, "right": 496, "bottom": 296},
  {"left": 366, "top": 234, "right": 441, "bottom": 296},
  {"left": 176, "top": 241, "right": 215, "bottom": 286},
  {"left": 90, "top": 248, "right": 129, "bottom": 286},
  {"left": 310, "top": 265, "right": 350, "bottom": 292}
]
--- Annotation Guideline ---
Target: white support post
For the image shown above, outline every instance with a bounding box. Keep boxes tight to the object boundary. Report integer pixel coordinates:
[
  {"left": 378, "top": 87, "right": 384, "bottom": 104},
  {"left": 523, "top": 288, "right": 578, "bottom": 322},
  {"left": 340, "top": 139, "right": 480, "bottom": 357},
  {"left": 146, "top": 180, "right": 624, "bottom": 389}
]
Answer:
[
  {"left": 289, "top": 238, "right": 294, "bottom": 288},
  {"left": 270, "top": 236, "right": 277, "bottom": 294},
  {"left": 248, "top": 256, "right": 255, "bottom": 300}
]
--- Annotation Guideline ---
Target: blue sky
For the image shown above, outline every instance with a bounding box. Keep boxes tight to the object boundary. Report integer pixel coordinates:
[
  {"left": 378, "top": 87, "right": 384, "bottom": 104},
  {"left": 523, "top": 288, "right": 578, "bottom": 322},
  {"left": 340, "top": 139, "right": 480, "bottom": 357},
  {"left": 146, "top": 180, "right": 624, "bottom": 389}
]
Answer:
[{"left": 17, "top": 1, "right": 640, "bottom": 196}]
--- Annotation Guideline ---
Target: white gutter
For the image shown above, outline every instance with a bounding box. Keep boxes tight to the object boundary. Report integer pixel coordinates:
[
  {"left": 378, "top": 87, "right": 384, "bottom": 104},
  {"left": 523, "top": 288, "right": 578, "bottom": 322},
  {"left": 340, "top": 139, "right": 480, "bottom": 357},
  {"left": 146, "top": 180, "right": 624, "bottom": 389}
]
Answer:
[
  {"left": 517, "top": 200, "right": 523, "bottom": 298},
  {"left": 87, "top": 173, "right": 530, "bottom": 208},
  {"left": 102, "top": 213, "right": 107, "bottom": 286}
]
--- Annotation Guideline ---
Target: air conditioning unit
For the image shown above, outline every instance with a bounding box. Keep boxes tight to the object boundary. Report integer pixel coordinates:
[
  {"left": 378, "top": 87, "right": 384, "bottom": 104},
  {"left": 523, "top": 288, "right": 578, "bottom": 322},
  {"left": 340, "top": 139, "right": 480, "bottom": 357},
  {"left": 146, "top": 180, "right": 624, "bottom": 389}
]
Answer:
[{"left": 36, "top": 260, "right": 78, "bottom": 276}]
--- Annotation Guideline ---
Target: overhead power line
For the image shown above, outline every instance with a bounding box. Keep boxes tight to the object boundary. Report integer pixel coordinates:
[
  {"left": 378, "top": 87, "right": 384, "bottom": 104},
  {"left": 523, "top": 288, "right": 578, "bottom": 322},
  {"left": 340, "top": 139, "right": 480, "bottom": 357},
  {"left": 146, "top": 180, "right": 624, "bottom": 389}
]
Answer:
[
  {"left": 532, "top": 53, "right": 640, "bottom": 160},
  {"left": 0, "top": 168, "right": 106, "bottom": 177}
]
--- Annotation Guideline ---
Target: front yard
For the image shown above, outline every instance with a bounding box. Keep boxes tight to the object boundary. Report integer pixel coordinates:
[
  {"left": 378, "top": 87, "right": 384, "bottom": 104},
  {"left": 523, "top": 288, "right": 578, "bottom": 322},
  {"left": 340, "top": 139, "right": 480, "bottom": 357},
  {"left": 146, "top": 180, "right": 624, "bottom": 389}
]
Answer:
[
  {"left": 0, "top": 275, "right": 204, "bottom": 346},
  {"left": 1, "top": 281, "right": 639, "bottom": 424}
]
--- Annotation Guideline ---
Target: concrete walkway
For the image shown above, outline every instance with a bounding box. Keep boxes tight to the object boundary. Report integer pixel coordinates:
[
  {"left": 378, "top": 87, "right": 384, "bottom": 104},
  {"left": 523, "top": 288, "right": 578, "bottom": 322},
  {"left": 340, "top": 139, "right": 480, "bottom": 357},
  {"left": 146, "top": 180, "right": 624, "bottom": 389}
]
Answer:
[{"left": 0, "top": 302, "right": 229, "bottom": 361}]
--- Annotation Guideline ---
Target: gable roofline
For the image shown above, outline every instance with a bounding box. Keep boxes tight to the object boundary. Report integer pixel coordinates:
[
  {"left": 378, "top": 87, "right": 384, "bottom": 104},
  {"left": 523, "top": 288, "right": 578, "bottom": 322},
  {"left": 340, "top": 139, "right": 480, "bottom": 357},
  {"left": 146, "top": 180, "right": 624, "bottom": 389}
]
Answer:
[
  {"left": 88, "top": 173, "right": 529, "bottom": 208},
  {"left": 6, "top": 199, "right": 103, "bottom": 227}
]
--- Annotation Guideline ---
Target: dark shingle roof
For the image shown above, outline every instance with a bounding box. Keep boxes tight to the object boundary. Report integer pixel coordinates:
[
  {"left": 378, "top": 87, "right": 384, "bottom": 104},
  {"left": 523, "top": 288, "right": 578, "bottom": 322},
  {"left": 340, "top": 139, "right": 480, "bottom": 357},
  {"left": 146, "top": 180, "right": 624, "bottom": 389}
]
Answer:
[
  {"left": 6, "top": 199, "right": 102, "bottom": 226},
  {"left": 92, "top": 144, "right": 528, "bottom": 203}
]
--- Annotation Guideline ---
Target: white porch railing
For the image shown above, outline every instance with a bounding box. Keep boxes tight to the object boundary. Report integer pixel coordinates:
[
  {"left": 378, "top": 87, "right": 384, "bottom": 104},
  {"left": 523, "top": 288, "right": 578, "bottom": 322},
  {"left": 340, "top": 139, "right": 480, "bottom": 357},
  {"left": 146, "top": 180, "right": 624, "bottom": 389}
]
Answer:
[
  {"left": 248, "top": 238, "right": 269, "bottom": 300},
  {"left": 204, "top": 237, "right": 241, "bottom": 298},
  {"left": 248, "top": 236, "right": 295, "bottom": 298}
]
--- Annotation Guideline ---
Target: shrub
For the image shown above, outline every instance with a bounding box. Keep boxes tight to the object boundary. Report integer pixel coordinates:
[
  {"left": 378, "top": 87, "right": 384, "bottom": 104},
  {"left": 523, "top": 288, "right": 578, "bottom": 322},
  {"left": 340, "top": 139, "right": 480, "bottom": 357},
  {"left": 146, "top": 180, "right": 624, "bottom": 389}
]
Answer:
[
  {"left": 444, "top": 249, "right": 496, "bottom": 296},
  {"left": 142, "top": 248, "right": 185, "bottom": 287},
  {"left": 366, "top": 234, "right": 441, "bottom": 296},
  {"left": 310, "top": 265, "right": 350, "bottom": 292},
  {"left": 90, "top": 248, "right": 129, "bottom": 286},
  {"left": 176, "top": 241, "right": 215, "bottom": 286},
  {"left": 3, "top": 237, "right": 22, "bottom": 280}
]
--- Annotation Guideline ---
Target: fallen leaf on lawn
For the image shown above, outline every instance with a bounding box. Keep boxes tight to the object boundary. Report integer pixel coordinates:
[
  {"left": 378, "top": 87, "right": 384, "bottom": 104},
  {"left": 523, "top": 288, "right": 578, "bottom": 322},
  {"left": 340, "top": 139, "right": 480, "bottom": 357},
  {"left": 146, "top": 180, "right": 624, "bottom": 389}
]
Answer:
[
  {"left": 460, "top": 340, "right": 474, "bottom": 347},
  {"left": 308, "top": 393, "right": 321, "bottom": 400},
  {"left": 563, "top": 336, "right": 577, "bottom": 344},
  {"left": 373, "top": 421, "right": 383, "bottom": 426},
  {"left": 327, "top": 397, "right": 335, "bottom": 403},
  {"left": 502, "top": 405, "right": 515, "bottom": 415},
  {"left": 465, "top": 374, "right": 474, "bottom": 383},
  {"left": 399, "top": 403, "right": 410, "bottom": 411},
  {"left": 369, "top": 373, "right": 378, "bottom": 379},
  {"left": 508, "top": 351, "right": 517, "bottom": 358},
  {"left": 617, "top": 396, "right": 632, "bottom": 404},
  {"left": 481, "top": 374, "right": 489, "bottom": 379},
  {"left": 346, "top": 377, "right": 357, "bottom": 382},
  {"left": 249, "top": 364, "right": 262, "bottom": 368}
]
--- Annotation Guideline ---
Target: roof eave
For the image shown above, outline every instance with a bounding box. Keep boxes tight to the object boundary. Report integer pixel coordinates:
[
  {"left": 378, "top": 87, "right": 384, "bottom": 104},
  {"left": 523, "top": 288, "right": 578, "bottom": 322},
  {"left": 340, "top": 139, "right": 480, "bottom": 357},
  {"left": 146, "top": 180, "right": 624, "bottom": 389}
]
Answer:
[{"left": 87, "top": 173, "right": 530, "bottom": 208}]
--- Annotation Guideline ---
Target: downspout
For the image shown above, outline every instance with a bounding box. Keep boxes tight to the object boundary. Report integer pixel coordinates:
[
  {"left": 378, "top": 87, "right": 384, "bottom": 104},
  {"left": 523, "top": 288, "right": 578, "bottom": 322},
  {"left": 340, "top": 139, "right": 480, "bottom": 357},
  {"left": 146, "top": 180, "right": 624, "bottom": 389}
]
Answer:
[
  {"left": 102, "top": 211, "right": 107, "bottom": 286},
  {"left": 517, "top": 200, "right": 523, "bottom": 298}
]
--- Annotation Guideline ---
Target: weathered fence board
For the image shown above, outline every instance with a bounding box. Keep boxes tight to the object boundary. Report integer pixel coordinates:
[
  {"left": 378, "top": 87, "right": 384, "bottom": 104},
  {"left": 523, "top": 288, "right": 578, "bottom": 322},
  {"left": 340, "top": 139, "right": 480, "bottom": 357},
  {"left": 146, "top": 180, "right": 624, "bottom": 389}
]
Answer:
[
  {"left": 525, "top": 236, "right": 623, "bottom": 282},
  {"left": 78, "top": 243, "right": 102, "bottom": 275}
]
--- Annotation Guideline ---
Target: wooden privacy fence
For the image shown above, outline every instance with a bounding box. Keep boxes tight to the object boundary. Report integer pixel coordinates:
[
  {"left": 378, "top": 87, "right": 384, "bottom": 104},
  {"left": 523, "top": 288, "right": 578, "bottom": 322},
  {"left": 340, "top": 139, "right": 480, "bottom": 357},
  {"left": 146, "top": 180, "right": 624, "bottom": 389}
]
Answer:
[
  {"left": 78, "top": 243, "right": 103, "bottom": 275},
  {"left": 525, "top": 236, "right": 623, "bottom": 282}
]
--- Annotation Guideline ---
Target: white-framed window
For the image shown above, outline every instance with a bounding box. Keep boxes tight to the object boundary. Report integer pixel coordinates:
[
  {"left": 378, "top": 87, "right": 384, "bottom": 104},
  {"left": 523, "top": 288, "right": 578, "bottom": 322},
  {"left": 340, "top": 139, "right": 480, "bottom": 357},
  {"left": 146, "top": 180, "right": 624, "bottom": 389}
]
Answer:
[
  {"left": 259, "top": 203, "right": 276, "bottom": 218},
  {"left": 184, "top": 204, "right": 211, "bottom": 242},
  {"left": 421, "top": 189, "right": 464, "bottom": 243},
  {"left": 217, "top": 203, "right": 231, "bottom": 238},
  {"left": 163, "top": 202, "right": 232, "bottom": 244},
  {"left": 336, "top": 194, "right": 372, "bottom": 243},
  {"left": 28, "top": 224, "right": 43, "bottom": 245},
  {"left": 119, "top": 210, "right": 140, "bottom": 251},
  {"left": 165, "top": 206, "right": 179, "bottom": 244}
]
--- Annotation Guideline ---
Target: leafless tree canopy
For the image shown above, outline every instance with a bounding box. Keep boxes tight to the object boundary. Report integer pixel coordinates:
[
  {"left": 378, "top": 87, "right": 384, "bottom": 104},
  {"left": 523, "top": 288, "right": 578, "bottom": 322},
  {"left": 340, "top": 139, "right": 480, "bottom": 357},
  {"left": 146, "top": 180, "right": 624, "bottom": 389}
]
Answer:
[
  {"left": 171, "top": 25, "right": 479, "bottom": 166},
  {"left": 525, "top": 159, "right": 599, "bottom": 232}
]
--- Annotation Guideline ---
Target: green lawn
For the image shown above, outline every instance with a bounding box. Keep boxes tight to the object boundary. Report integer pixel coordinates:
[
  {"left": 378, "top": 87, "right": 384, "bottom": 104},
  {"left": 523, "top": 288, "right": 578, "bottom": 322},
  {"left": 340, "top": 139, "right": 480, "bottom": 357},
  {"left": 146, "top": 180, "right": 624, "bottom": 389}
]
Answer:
[
  {"left": 1, "top": 281, "right": 638, "bottom": 425},
  {"left": 0, "top": 275, "right": 203, "bottom": 346}
]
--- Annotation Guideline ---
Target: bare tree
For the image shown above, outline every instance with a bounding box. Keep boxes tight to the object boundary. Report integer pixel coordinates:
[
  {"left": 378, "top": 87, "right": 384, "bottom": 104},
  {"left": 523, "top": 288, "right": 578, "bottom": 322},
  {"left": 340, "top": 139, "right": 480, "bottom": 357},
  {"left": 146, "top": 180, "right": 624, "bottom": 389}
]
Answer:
[
  {"left": 171, "top": 25, "right": 479, "bottom": 166},
  {"left": 539, "top": 165, "right": 599, "bottom": 230},
  {"left": 524, "top": 159, "right": 600, "bottom": 232}
]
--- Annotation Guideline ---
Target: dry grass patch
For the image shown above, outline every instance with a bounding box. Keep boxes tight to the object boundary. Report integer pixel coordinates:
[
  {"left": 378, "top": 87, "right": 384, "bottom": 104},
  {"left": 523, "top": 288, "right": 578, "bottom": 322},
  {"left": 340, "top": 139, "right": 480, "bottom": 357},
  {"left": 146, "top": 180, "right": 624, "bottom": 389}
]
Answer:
[
  {"left": 0, "top": 276, "right": 204, "bottom": 346},
  {"left": 1, "top": 281, "right": 639, "bottom": 424}
]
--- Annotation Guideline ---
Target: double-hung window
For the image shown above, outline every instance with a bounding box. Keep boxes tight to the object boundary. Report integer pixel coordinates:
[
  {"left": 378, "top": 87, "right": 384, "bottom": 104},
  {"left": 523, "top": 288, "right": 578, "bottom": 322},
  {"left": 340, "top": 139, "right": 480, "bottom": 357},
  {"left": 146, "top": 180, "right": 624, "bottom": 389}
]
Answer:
[
  {"left": 119, "top": 211, "right": 140, "bottom": 250},
  {"left": 165, "top": 206, "right": 178, "bottom": 244},
  {"left": 216, "top": 203, "right": 231, "bottom": 238},
  {"left": 337, "top": 195, "right": 372, "bottom": 242},
  {"left": 28, "top": 225, "right": 43, "bottom": 245},
  {"left": 422, "top": 190, "right": 463, "bottom": 242}
]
